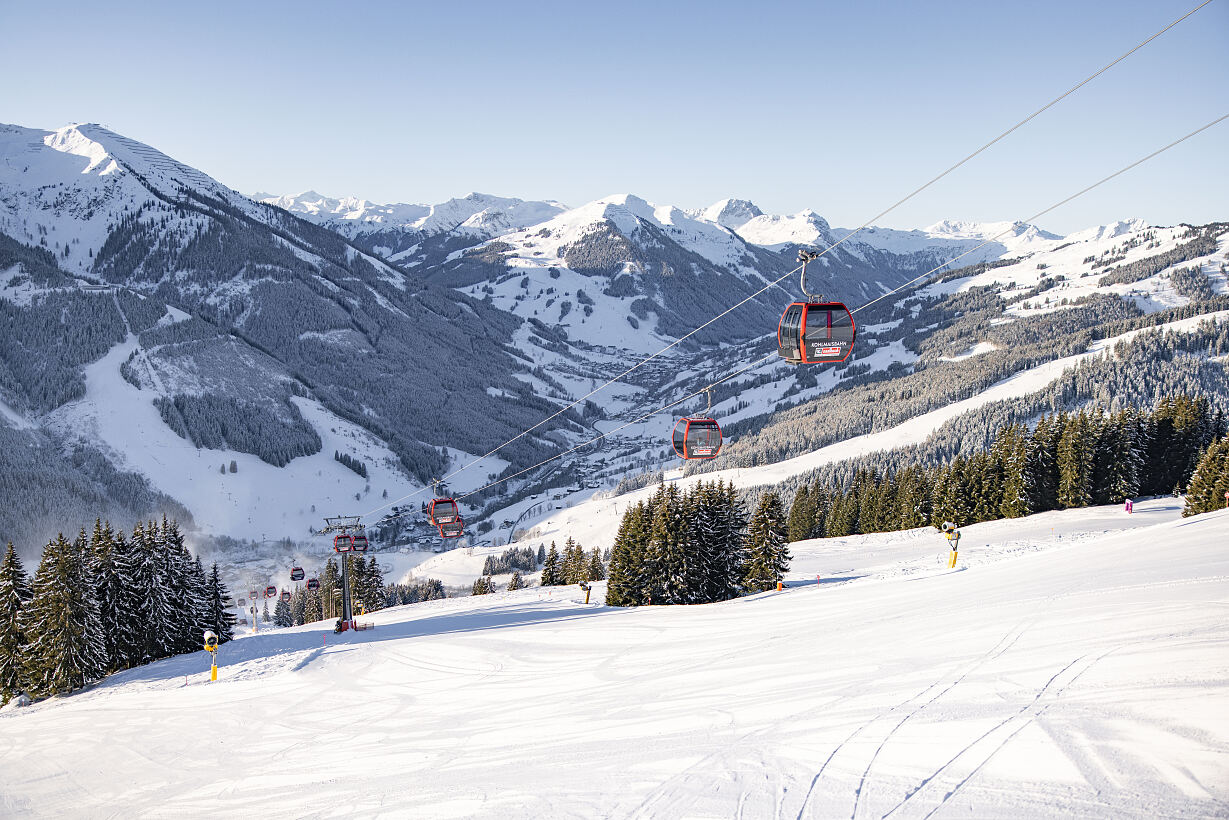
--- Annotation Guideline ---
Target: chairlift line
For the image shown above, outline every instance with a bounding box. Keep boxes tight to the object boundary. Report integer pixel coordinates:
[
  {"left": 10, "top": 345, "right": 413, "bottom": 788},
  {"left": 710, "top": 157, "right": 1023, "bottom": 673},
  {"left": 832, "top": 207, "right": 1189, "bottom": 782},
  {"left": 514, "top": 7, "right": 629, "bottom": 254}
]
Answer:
[{"left": 352, "top": 11, "right": 1216, "bottom": 525}]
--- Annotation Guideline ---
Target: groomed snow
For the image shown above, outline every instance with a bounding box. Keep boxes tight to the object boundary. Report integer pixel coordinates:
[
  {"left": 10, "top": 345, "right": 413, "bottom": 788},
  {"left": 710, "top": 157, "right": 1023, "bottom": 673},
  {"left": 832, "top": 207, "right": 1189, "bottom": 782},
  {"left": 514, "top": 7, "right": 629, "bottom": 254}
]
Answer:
[{"left": 3, "top": 500, "right": 1225, "bottom": 818}]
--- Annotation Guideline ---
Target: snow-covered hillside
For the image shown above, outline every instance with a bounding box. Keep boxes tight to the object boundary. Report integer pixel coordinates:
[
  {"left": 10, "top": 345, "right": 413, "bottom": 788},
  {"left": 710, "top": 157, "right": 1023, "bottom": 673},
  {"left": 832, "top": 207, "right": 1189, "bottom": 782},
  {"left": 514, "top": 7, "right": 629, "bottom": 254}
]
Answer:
[{"left": 4, "top": 500, "right": 1225, "bottom": 818}]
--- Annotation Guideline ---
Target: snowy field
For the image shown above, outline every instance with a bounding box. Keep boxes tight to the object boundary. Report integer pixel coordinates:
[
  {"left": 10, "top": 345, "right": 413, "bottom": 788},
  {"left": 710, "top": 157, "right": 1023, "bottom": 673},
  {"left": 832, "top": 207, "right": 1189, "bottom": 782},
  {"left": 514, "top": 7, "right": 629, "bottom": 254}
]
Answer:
[{"left": 3, "top": 499, "right": 1226, "bottom": 818}]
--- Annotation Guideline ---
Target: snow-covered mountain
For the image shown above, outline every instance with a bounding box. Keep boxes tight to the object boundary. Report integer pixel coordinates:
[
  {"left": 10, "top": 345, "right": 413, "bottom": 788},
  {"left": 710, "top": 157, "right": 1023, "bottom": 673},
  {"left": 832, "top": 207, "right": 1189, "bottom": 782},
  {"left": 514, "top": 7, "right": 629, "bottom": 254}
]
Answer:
[{"left": 1, "top": 119, "right": 1225, "bottom": 572}]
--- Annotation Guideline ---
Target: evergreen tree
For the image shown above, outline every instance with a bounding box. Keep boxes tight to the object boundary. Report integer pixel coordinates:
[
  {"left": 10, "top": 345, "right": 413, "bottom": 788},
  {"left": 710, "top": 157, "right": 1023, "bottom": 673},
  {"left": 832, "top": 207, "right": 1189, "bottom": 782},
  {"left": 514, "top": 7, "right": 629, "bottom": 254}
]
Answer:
[
  {"left": 262, "top": 600, "right": 271, "bottom": 623},
  {"left": 1026, "top": 414, "right": 1061, "bottom": 512},
  {"left": 1183, "top": 438, "right": 1229, "bottom": 517},
  {"left": 110, "top": 527, "right": 144, "bottom": 669},
  {"left": 319, "top": 558, "right": 340, "bottom": 619},
  {"left": 206, "top": 563, "right": 236, "bottom": 643},
  {"left": 0, "top": 543, "right": 32, "bottom": 703},
  {"left": 507, "top": 571, "right": 524, "bottom": 591},
  {"left": 648, "top": 485, "right": 695, "bottom": 604},
  {"left": 787, "top": 485, "right": 816, "bottom": 542},
  {"left": 290, "top": 586, "right": 307, "bottom": 626},
  {"left": 471, "top": 576, "right": 493, "bottom": 595},
  {"left": 87, "top": 520, "right": 124, "bottom": 673},
  {"left": 605, "top": 501, "right": 651, "bottom": 606},
  {"left": 541, "top": 543, "right": 562, "bottom": 586},
  {"left": 1057, "top": 411, "right": 1095, "bottom": 508},
  {"left": 304, "top": 589, "right": 323, "bottom": 623},
  {"left": 586, "top": 549, "right": 605, "bottom": 582},
  {"left": 20, "top": 535, "right": 104, "bottom": 698},
  {"left": 273, "top": 597, "right": 293, "bottom": 627},
  {"left": 536, "top": 544, "right": 546, "bottom": 565},
  {"left": 743, "top": 492, "right": 791, "bottom": 592}
]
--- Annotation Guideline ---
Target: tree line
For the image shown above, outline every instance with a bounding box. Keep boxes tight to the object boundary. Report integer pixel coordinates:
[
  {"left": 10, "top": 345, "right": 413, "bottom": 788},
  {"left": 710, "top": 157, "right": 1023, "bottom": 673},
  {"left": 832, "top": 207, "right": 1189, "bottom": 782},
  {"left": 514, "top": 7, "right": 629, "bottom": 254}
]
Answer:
[
  {"left": 785, "top": 395, "right": 1225, "bottom": 541},
  {"left": 606, "top": 481, "right": 790, "bottom": 607},
  {"left": 0, "top": 518, "right": 235, "bottom": 704}
]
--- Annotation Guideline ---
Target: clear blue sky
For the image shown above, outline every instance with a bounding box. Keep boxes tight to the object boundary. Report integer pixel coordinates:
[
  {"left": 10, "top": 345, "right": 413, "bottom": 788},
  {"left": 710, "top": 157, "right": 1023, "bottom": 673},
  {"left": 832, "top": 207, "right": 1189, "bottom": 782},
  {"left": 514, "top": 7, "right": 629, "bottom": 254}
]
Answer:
[{"left": 2, "top": 0, "right": 1225, "bottom": 233}]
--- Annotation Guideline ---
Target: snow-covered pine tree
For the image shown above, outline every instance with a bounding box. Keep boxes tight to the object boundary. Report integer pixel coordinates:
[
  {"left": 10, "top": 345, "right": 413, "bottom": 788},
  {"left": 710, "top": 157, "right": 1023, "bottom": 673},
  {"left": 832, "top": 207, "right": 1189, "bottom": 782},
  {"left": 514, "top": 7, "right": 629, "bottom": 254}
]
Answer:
[
  {"left": 70, "top": 529, "right": 105, "bottom": 684},
  {"left": 206, "top": 563, "right": 236, "bottom": 642},
  {"left": 541, "top": 543, "right": 561, "bottom": 586},
  {"left": 289, "top": 586, "right": 307, "bottom": 626},
  {"left": 471, "top": 576, "right": 492, "bottom": 595},
  {"left": 649, "top": 484, "right": 692, "bottom": 605},
  {"left": 536, "top": 544, "right": 546, "bottom": 566},
  {"left": 743, "top": 492, "right": 791, "bottom": 593},
  {"left": 88, "top": 520, "right": 125, "bottom": 673},
  {"left": 0, "top": 542, "right": 32, "bottom": 703},
  {"left": 1183, "top": 437, "right": 1229, "bottom": 516},
  {"left": 995, "top": 424, "right": 1033, "bottom": 519},
  {"left": 262, "top": 600, "right": 271, "bottom": 623},
  {"left": 363, "top": 556, "right": 385, "bottom": 613},
  {"left": 143, "top": 520, "right": 179, "bottom": 661},
  {"left": 507, "top": 571, "right": 524, "bottom": 591},
  {"left": 20, "top": 535, "right": 104, "bottom": 698},
  {"left": 304, "top": 589, "right": 323, "bottom": 623},
  {"left": 586, "top": 549, "right": 605, "bottom": 582},
  {"left": 111, "top": 527, "right": 145, "bottom": 669},
  {"left": 605, "top": 501, "right": 651, "bottom": 607},
  {"left": 273, "top": 597, "right": 293, "bottom": 627},
  {"left": 319, "top": 559, "right": 340, "bottom": 619}
]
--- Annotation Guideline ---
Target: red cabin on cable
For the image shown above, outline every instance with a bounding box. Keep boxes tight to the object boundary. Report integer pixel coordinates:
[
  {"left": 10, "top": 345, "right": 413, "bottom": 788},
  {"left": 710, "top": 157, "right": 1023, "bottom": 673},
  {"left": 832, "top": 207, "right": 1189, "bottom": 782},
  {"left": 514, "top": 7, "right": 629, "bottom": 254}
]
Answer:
[
  {"left": 306, "top": 578, "right": 320, "bottom": 591},
  {"left": 333, "top": 534, "right": 354, "bottom": 553},
  {"left": 289, "top": 566, "right": 305, "bottom": 582},
  {"left": 280, "top": 590, "right": 291, "bottom": 603},
  {"left": 264, "top": 585, "right": 277, "bottom": 598},
  {"left": 777, "top": 302, "right": 856, "bottom": 364},
  {"left": 351, "top": 534, "right": 369, "bottom": 553},
  {"left": 672, "top": 417, "right": 722, "bottom": 460},
  {"left": 777, "top": 250, "right": 856, "bottom": 365},
  {"left": 248, "top": 590, "right": 258, "bottom": 600},
  {"left": 439, "top": 518, "right": 465, "bottom": 539},
  {"left": 430, "top": 498, "right": 459, "bottom": 526}
]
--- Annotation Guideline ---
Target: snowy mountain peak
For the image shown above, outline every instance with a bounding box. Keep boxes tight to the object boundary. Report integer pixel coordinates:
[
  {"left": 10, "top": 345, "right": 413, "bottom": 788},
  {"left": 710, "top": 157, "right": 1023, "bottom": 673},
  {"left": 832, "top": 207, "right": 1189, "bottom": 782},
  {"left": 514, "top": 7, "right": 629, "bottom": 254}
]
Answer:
[
  {"left": 922, "top": 218, "right": 1062, "bottom": 243},
  {"left": 699, "top": 198, "right": 764, "bottom": 230}
]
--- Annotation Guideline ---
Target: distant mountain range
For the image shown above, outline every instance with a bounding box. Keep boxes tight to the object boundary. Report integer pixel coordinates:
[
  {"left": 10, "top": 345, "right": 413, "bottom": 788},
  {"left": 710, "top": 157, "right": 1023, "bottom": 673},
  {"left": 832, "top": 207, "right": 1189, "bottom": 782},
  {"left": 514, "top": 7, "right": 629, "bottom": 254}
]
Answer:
[{"left": 1, "top": 121, "right": 1224, "bottom": 568}]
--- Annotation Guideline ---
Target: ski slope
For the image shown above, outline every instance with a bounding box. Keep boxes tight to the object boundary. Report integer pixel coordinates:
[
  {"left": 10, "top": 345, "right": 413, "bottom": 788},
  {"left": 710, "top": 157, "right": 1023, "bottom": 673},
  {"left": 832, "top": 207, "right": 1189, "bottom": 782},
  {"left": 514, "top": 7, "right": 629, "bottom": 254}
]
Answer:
[{"left": 3, "top": 500, "right": 1226, "bottom": 818}]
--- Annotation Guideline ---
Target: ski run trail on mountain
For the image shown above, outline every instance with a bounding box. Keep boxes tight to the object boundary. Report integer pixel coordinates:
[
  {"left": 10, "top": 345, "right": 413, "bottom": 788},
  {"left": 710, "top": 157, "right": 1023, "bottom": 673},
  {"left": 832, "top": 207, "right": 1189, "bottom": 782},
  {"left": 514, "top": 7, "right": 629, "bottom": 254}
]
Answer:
[{"left": 2, "top": 499, "right": 1225, "bottom": 818}]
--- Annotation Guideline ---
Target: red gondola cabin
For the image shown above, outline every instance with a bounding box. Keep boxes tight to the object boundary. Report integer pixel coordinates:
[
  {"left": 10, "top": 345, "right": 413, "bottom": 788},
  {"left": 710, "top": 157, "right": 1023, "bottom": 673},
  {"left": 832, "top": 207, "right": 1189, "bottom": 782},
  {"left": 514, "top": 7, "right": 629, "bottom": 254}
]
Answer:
[
  {"left": 777, "top": 302, "right": 856, "bottom": 364},
  {"left": 280, "top": 590, "right": 291, "bottom": 603},
  {"left": 439, "top": 518, "right": 465, "bottom": 539},
  {"left": 333, "top": 534, "right": 354, "bottom": 553},
  {"left": 264, "top": 585, "right": 277, "bottom": 598},
  {"left": 430, "top": 498, "right": 459, "bottom": 525},
  {"left": 290, "top": 566, "right": 305, "bottom": 582},
  {"left": 672, "top": 417, "right": 723, "bottom": 460},
  {"left": 306, "top": 578, "right": 320, "bottom": 591},
  {"left": 351, "top": 534, "right": 369, "bottom": 553}
]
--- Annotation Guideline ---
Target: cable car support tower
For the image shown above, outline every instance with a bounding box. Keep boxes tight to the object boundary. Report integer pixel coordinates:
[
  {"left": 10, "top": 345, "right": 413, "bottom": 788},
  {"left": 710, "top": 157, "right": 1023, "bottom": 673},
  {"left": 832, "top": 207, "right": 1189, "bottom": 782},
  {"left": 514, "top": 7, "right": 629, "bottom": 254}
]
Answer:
[{"left": 320, "top": 515, "right": 366, "bottom": 632}]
